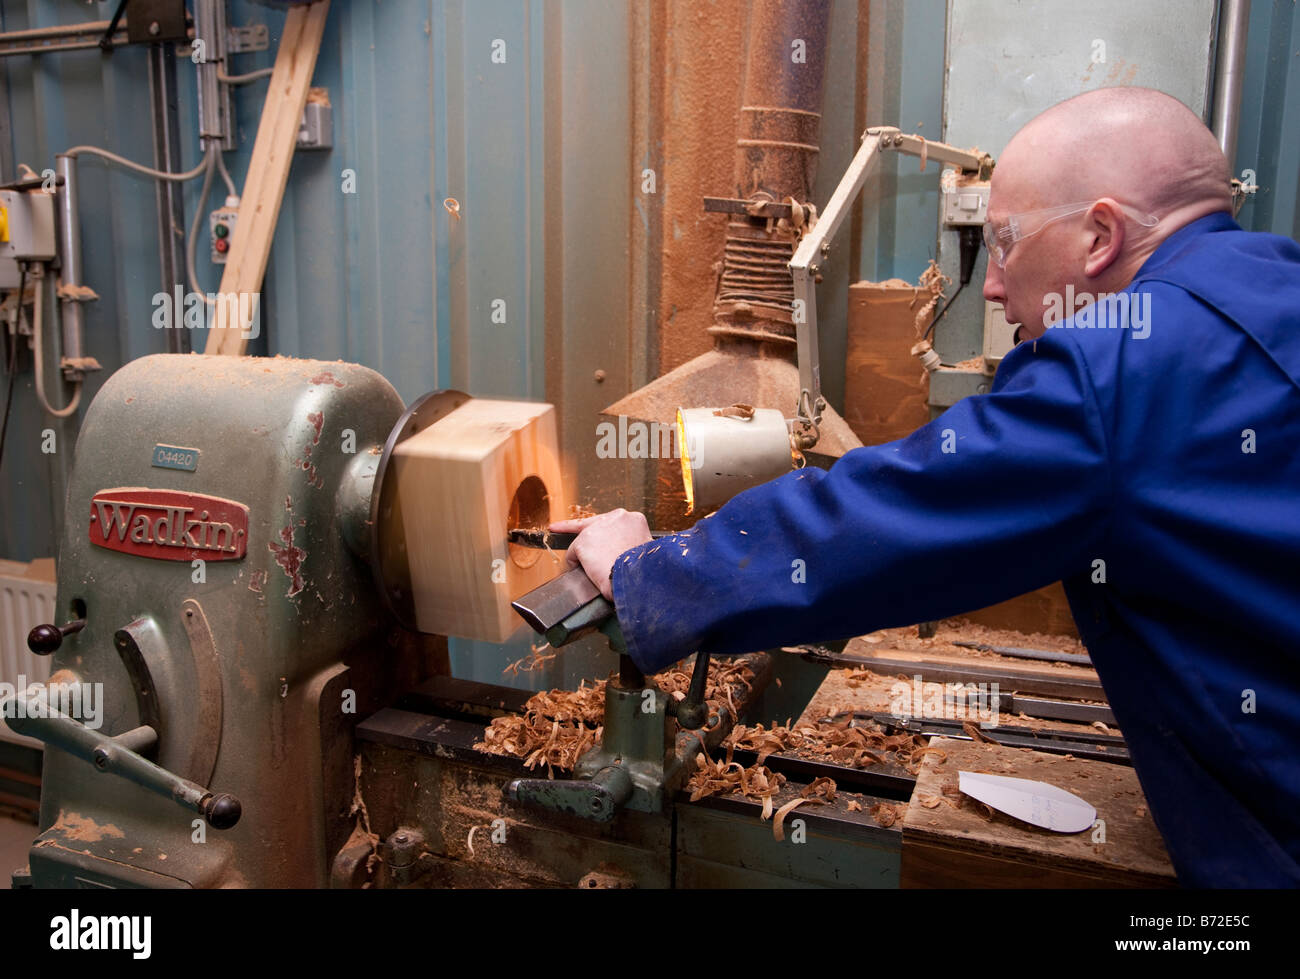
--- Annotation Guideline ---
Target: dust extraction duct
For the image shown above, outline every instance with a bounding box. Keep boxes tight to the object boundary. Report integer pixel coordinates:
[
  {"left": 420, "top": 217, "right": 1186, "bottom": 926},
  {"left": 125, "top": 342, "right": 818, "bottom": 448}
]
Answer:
[{"left": 606, "top": 0, "right": 863, "bottom": 461}]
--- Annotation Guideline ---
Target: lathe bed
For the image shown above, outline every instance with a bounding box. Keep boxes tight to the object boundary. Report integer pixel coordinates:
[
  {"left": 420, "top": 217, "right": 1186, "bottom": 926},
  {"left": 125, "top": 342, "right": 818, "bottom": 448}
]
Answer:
[{"left": 349, "top": 654, "right": 906, "bottom": 888}]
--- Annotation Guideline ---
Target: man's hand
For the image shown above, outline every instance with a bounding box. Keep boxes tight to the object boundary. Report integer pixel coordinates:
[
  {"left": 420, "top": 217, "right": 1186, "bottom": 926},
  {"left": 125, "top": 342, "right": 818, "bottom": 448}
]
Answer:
[{"left": 549, "top": 509, "right": 653, "bottom": 601}]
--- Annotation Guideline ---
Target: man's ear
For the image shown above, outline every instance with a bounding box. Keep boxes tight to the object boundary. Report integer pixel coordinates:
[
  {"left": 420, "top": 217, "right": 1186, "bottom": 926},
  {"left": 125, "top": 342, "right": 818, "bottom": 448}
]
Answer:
[{"left": 1082, "top": 199, "right": 1126, "bottom": 278}]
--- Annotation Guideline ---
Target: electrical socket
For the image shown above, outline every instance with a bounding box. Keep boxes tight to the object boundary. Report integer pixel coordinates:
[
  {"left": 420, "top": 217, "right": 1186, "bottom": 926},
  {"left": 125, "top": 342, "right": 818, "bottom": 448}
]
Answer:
[{"left": 942, "top": 180, "right": 990, "bottom": 227}]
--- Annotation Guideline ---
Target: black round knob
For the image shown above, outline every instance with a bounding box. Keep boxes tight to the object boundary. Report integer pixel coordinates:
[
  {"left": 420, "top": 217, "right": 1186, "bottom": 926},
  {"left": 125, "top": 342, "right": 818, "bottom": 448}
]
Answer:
[
  {"left": 676, "top": 701, "right": 708, "bottom": 731},
  {"left": 27, "top": 624, "right": 65, "bottom": 655},
  {"left": 203, "top": 793, "right": 242, "bottom": 830}
]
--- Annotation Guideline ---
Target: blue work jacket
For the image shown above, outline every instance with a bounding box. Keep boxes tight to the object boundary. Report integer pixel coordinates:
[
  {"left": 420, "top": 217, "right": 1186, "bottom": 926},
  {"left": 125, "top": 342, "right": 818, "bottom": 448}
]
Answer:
[{"left": 611, "top": 212, "right": 1300, "bottom": 887}]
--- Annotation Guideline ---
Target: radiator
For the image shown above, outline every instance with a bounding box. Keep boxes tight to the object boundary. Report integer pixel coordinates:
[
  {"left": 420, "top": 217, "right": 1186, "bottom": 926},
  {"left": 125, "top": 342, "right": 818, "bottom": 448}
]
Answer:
[{"left": 0, "top": 558, "right": 56, "bottom": 748}]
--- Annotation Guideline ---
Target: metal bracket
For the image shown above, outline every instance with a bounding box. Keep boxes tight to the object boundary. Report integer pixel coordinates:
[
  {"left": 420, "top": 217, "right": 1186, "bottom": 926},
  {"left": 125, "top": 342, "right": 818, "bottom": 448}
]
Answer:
[
  {"left": 787, "top": 126, "right": 993, "bottom": 447},
  {"left": 870, "top": 126, "right": 994, "bottom": 179},
  {"left": 124, "top": 0, "right": 191, "bottom": 47},
  {"left": 1230, "top": 176, "right": 1257, "bottom": 216},
  {"left": 180, "top": 598, "right": 224, "bottom": 787},
  {"left": 228, "top": 24, "right": 270, "bottom": 53},
  {"left": 789, "top": 129, "right": 885, "bottom": 444}
]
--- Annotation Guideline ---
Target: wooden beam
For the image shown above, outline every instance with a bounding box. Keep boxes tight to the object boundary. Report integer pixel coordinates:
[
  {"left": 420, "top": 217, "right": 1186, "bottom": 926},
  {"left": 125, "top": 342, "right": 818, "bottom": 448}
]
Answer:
[{"left": 205, "top": 0, "right": 330, "bottom": 355}]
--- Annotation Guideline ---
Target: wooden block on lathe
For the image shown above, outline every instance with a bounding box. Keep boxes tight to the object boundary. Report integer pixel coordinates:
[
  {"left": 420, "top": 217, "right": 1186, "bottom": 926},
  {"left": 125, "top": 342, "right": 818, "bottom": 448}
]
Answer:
[{"left": 391, "top": 398, "right": 568, "bottom": 642}]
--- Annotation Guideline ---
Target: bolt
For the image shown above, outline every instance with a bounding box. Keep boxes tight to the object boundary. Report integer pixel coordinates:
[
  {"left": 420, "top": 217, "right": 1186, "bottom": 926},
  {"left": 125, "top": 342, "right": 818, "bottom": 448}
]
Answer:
[
  {"left": 593, "top": 369, "right": 606, "bottom": 383},
  {"left": 149, "top": 21, "right": 161, "bottom": 36}
]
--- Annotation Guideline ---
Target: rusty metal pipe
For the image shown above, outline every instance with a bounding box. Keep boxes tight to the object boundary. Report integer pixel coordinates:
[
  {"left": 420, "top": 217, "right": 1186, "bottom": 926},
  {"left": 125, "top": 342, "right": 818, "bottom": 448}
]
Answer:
[
  {"left": 733, "top": 0, "right": 831, "bottom": 201},
  {"left": 604, "top": 0, "right": 863, "bottom": 463},
  {"left": 714, "top": 0, "right": 831, "bottom": 342}
]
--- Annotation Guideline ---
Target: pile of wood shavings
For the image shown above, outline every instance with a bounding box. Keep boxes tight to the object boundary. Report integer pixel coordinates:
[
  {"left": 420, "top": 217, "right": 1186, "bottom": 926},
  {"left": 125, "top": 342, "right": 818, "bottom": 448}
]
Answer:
[
  {"left": 475, "top": 660, "right": 755, "bottom": 775},
  {"left": 684, "top": 742, "right": 840, "bottom": 840},
  {"left": 698, "top": 718, "right": 947, "bottom": 833},
  {"left": 689, "top": 750, "right": 905, "bottom": 831},
  {"left": 476, "top": 678, "right": 606, "bottom": 773},
  {"left": 725, "top": 716, "right": 942, "bottom": 775},
  {"left": 653, "top": 658, "right": 753, "bottom": 723},
  {"left": 687, "top": 751, "right": 785, "bottom": 810}
]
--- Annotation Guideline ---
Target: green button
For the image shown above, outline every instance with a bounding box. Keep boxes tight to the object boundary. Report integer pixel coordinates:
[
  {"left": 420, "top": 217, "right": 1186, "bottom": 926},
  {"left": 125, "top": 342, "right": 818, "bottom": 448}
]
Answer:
[{"left": 214, "top": 223, "right": 229, "bottom": 238}]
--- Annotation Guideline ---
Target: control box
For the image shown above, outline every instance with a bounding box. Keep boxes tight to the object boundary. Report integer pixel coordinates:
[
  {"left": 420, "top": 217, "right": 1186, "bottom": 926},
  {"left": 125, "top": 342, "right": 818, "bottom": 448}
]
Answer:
[
  {"left": 940, "top": 171, "right": 990, "bottom": 227},
  {"left": 297, "top": 97, "right": 332, "bottom": 150},
  {"left": 210, "top": 198, "right": 239, "bottom": 264},
  {"left": 0, "top": 190, "right": 57, "bottom": 262}
]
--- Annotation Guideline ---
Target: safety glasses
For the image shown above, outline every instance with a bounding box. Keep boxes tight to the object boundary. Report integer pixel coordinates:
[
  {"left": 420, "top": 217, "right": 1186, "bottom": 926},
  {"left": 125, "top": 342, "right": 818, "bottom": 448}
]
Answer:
[{"left": 983, "top": 200, "right": 1159, "bottom": 268}]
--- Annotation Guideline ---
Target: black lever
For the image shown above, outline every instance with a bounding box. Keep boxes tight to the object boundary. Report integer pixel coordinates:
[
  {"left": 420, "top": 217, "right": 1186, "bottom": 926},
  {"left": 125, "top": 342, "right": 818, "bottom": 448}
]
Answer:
[
  {"left": 671, "top": 651, "right": 712, "bottom": 730},
  {"left": 28, "top": 619, "right": 86, "bottom": 655}
]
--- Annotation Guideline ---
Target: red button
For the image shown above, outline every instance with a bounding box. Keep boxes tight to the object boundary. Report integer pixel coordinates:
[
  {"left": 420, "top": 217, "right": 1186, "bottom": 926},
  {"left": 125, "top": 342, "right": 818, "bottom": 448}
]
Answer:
[{"left": 215, "top": 238, "right": 229, "bottom": 253}]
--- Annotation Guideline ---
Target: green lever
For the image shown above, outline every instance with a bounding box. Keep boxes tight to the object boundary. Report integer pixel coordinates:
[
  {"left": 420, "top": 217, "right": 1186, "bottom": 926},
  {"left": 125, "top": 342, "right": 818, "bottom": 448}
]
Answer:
[{"left": 3, "top": 691, "right": 241, "bottom": 829}]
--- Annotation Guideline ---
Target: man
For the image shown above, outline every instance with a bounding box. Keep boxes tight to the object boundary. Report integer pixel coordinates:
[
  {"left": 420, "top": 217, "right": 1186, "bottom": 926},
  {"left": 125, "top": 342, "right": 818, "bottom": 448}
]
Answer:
[{"left": 551, "top": 88, "right": 1300, "bottom": 887}]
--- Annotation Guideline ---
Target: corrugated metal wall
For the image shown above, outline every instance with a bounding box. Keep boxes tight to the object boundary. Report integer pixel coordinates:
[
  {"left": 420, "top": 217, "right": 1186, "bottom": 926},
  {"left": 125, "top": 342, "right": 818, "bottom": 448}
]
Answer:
[
  {"left": 1, "top": 0, "right": 1296, "bottom": 684},
  {"left": 1235, "top": 0, "right": 1300, "bottom": 236}
]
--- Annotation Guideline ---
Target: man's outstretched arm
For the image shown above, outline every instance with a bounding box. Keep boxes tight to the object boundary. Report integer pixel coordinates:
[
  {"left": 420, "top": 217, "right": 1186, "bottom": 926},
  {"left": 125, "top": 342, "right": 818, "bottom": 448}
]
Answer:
[{"left": 563, "top": 335, "right": 1115, "bottom": 674}]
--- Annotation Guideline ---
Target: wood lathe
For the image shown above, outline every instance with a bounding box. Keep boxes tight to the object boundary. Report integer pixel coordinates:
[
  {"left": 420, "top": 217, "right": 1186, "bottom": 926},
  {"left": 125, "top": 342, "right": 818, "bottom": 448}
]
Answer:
[
  {"left": 3, "top": 353, "right": 1171, "bottom": 888},
  {"left": 0, "top": 354, "right": 876, "bottom": 887}
]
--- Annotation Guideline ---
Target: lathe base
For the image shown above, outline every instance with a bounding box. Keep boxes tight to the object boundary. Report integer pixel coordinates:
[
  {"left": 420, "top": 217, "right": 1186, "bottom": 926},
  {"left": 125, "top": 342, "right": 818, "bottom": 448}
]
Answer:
[{"left": 345, "top": 665, "right": 906, "bottom": 888}]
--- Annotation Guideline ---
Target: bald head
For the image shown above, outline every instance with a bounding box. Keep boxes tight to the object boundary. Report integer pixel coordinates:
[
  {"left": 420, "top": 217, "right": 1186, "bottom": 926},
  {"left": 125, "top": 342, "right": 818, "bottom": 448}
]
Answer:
[
  {"left": 998, "top": 87, "right": 1231, "bottom": 222},
  {"left": 984, "top": 87, "right": 1234, "bottom": 334}
]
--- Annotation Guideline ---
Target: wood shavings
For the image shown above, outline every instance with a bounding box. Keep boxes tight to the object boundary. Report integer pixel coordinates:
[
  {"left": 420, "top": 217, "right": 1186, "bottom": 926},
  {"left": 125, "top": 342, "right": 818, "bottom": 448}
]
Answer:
[
  {"left": 654, "top": 659, "right": 754, "bottom": 725},
  {"left": 869, "top": 802, "right": 902, "bottom": 828},
  {"left": 801, "top": 776, "right": 837, "bottom": 802},
  {"left": 772, "top": 797, "right": 815, "bottom": 841},
  {"left": 846, "top": 799, "right": 863, "bottom": 812},
  {"left": 686, "top": 751, "right": 786, "bottom": 808},
  {"left": 906, "top": 745, "right": 948, "bottom": 775},
  {"left": 919, "top": 794, "right": 942, "bottom": 809},
  {"left": 712, "top": 403, "right": 756, "bottom": 420},
  {"left": 728, "top": 717, "right": 931, "bottom": 775},
  {"left": 476, "top": 678, "right": 606, "bottom": 775},
  {"left": 502, "top": 641, "right": 558, "bottom": 677},
  {"left": 466, "top": 824, "right": 481, "bottom": 857},
  {"left": 843, "top": 668, "right": 876, "bottom": 688},
  {"left": 476, "top": 661, "right": 756, "bottom": 773},
  {"left": 911, "top": 259, "right": 951, "bottom": 336},
  {"left": 962, "top": 721, "right": 995, "bottom": 743},
  {"left": 774, "top": 780, "right": 838, "bottom": 840},
  {"left": 347, "top": 754, "right": 381, "bottom": 882}
]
